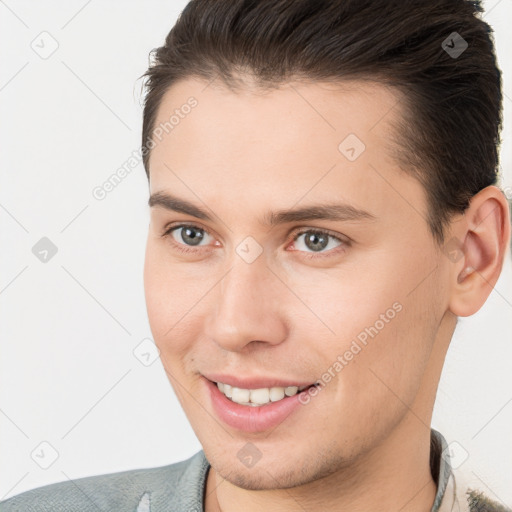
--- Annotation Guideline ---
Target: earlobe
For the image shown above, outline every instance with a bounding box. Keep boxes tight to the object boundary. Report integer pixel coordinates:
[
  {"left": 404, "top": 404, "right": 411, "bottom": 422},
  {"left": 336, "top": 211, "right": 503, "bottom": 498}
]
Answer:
[{"left": 447, "top": 186, "right": 510, "bottom": 317}]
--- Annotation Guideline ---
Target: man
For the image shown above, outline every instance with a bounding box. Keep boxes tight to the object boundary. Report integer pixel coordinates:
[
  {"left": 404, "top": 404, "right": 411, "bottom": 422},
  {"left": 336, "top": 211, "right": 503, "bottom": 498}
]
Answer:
[{"left": 2, "top": 0, "right": 510, "bottom": 510}]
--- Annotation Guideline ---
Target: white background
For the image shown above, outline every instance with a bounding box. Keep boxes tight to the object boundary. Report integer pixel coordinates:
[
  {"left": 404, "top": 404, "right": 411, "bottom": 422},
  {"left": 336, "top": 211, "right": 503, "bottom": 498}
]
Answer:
[{"left": 1, "top": 0, "right": 511, "bottom": 506}]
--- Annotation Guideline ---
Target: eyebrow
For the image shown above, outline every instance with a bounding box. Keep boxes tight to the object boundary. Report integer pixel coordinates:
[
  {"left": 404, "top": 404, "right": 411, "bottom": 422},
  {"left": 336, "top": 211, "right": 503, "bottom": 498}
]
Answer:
[{"left": 148, "top": 191, "right": 377, "bottom": 226}]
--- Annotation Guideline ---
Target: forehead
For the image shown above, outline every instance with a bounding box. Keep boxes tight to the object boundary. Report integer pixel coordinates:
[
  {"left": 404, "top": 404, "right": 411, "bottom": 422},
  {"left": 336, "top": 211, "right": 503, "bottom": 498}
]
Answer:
[
  {"left": 149, "top": 77, "right": 403, "bottom": 168},
  {"left": 147, "top": 77, "right": 424, "bottom": 227}
]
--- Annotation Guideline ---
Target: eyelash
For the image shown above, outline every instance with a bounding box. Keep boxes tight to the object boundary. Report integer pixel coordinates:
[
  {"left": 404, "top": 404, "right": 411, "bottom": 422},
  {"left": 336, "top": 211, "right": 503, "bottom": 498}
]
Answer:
[{"left": 160, "top": 223, "right": 349, "bottom": 260}]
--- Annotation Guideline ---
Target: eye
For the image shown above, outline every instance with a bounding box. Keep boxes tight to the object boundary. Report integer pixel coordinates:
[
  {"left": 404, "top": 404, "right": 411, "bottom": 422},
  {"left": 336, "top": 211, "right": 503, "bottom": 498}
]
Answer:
[
  {"left": 162, "top": 224, "right": 216, "bottom": 253},
  {"left": 289, "top": 228, "right": 347, "bottom": 258}
]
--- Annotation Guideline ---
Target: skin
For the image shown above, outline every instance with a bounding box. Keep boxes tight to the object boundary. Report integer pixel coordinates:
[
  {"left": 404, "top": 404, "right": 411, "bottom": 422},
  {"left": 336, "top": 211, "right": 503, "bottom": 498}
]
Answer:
[{"left": 143, "top": 77, "right": 510, "bottom": 512}]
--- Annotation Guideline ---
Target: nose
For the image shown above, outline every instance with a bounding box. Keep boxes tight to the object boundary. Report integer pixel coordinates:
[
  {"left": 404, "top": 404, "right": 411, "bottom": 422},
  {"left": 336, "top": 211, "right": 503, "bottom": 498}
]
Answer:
[{"left": 205, "top": 253, "right": 288, "bottom": 352}]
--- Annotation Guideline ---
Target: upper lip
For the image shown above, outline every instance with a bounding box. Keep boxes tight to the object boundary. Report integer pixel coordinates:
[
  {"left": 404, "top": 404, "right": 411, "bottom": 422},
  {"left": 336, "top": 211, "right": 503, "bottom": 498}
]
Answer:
[{"left": 203, "top": 373, "right": 317, "bottom": 389}]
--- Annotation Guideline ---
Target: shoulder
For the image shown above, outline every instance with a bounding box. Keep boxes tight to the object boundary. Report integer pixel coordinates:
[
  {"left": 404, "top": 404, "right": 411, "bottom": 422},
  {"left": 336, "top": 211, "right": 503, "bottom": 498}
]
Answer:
[
  {"left": 445, "top": 460, "right": 512, "bottom": 512},
  {"left": 430, "top": 429, "right": 510, "bottom": 512},
  {"left": 466, "top": 489, "right": 512, "bottom": 512},
  {"left": 0, "top": 450, "right": 208, "bottom": 512}
]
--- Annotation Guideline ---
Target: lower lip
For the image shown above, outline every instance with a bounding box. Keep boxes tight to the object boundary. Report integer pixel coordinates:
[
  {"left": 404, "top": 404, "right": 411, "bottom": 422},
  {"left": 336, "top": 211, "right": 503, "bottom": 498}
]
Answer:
[{"left": 204, "top": 377, "right": 316, "bottom": 433}]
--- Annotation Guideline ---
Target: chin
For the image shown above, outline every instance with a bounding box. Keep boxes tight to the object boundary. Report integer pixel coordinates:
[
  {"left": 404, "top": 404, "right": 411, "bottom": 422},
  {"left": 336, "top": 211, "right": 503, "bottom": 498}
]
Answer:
[
  {"left": 212, "top": 445, "right": 344, "bottom": 492},
  {"left": 220, "top": 467, "right": 309, "bottom": 491}
]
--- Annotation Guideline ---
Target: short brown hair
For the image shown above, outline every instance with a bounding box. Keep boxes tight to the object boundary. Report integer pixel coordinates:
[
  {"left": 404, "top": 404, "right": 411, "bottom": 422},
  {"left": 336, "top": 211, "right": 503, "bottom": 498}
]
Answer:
[{"left": 140, "top": 0, "right": 502, "bottom": 244}]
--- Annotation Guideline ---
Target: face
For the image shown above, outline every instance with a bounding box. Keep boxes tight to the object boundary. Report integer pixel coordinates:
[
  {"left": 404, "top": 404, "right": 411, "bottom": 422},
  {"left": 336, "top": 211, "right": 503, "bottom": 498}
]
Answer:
[{"left": 143, "top": 77, "right": 452, "bottom": 490}]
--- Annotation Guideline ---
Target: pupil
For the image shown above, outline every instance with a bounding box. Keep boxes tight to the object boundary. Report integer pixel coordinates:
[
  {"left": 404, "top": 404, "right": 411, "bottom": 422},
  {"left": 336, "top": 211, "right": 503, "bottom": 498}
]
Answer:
[
  {"left": 182, "top": 227, "right": 204, "bottom": 246},
  {"left": 305, "top": 231, "right": 328, "bottom": 252}
]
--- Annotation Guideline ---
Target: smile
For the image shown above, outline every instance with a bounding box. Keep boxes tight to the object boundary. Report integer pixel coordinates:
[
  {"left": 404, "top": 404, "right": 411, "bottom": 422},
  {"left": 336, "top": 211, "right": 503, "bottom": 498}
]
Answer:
[{"left": 215, "top": 381, "right": 317, "bottom": 406}]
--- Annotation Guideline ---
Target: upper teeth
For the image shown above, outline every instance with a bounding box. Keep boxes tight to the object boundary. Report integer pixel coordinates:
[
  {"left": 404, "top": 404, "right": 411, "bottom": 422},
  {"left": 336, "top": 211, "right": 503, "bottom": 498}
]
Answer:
[{"left": 216, "top": 382, "right": 310, "bottom": 406}]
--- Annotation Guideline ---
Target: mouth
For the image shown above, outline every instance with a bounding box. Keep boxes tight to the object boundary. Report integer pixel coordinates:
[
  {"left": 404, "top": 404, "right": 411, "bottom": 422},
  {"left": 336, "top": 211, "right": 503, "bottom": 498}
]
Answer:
[
  {"left": 211, "top": 380, "right": 319, "bottom": 407},
  {"left": 204, "top": 377, "right": 320, "bottom": 433}
]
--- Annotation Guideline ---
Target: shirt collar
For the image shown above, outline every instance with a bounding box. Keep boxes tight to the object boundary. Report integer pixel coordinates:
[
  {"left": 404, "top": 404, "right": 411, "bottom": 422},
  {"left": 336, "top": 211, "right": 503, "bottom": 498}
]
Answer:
[{"left": 431, "top": 428, "right": 472, "bottom": 512}]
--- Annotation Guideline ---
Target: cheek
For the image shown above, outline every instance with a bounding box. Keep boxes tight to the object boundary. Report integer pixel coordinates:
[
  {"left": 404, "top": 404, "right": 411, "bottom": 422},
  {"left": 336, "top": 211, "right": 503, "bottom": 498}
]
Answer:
[
  {"left": 144, "top": 243, "right": 187, "bottom": 349},
  {"left": 144, "top": 244, "right": 169, "bottom": 337},
  {"left": 300, "top": 247, "right": 439, "bottom": 401},
  {"left": 143, "top": 242, "right": 213, "bottom": 358}
]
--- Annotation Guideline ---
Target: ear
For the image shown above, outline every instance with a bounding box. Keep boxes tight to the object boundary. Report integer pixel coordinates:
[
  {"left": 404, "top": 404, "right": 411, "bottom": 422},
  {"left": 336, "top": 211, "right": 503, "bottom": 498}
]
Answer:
[{"left": 447, "top": 185, "right": 511, "bottom": 317}]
